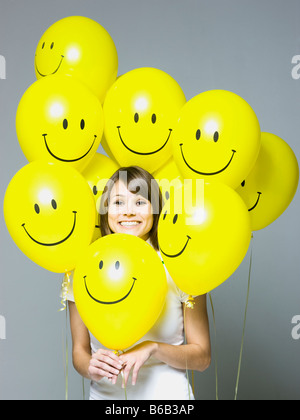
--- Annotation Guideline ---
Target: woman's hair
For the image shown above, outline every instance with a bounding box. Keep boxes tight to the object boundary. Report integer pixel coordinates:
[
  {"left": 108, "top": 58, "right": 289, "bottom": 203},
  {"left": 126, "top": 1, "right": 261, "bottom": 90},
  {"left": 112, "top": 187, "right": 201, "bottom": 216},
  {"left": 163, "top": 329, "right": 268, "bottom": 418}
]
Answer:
[{"left": 99, "top": 166, "right": 163, "bottom": 250}]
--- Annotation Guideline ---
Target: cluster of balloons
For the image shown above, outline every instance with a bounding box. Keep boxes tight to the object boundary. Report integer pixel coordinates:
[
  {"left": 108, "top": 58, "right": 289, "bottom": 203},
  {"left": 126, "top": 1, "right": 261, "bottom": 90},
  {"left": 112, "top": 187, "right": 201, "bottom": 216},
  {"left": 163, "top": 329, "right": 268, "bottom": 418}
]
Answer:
[{"left": 3, "top": 16, "right": 299, "bottom": 351}]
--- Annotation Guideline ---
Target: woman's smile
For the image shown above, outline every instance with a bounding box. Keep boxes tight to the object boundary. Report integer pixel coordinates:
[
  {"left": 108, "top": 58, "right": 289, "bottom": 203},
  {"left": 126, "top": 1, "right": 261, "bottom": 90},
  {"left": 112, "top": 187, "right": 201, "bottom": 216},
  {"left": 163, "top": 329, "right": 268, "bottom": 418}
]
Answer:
[{"left": 119, "top": 220, "right": 142, "bottom": 227}]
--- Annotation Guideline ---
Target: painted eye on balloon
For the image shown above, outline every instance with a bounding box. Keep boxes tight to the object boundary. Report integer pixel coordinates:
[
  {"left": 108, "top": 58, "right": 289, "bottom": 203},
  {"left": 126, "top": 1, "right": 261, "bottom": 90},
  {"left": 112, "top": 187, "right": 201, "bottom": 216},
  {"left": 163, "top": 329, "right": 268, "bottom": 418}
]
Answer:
[
  {"left": 134, "top": 113, "right": 139, "bottom": 123},
  {"left": 92, "top": 185, "right": 98, "bottom": 196},
  {"left": 196, "top": 129, "right": 201, "bottom": 140},
  {"left": 99, "top": 260, "right": 104, "bottom": 270},
  {"left": 41, "top": 42, "right": 45, "bottom": 49},
  {"left": 173, "top": 214, "right": 178, "bottom": 224},
  {"left": 63, "top": 119, "right": 68, "bottom": 129},
  {"left": 50, "top": 42, "right": 54, "bottom": 49},
  {"left": 80, "top": 119, "right": 85, "bottom": 130},
  {"left": 163, "top": 210, "right": 168, "bottom": 220},
  {"left": 213, "top": 131, "right": 219, "bottom": 142},
  {"left": 115, "top": 261, "right": 120, "bottom": 270},
  {"left": 241, "top": 180, "right": 246, "bottom": 187},
  {"left": 152, "top": 114, "right": 157, "bottom": 124},
  {"left": 34, "top": 203, "right": 40, "bottom": 214},
  {"left": 51, "top": 199, "right": 57, "bottom": 210}
]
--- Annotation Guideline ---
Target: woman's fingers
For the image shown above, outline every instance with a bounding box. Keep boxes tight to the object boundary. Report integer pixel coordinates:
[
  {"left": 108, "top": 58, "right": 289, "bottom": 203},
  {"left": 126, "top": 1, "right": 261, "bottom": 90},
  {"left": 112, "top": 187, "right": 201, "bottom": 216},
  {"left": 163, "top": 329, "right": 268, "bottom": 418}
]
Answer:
[
  {"left": 94, "top": 350, "right": 123, "bottom": 368},
  {"left": 131, "top": 363, "right": 142, "bottom": 386},
  {"left": 89, "top": 349, "right": 124, "bottom": 380},
  {"left": 90, "top": 357, "right": 121, "bottom": 376},
  {"left": 122, "top": 361, "right": 141, "bottom": 388},
  {"left": 89, "top": 364, "right": 113, "bottom": 380}
]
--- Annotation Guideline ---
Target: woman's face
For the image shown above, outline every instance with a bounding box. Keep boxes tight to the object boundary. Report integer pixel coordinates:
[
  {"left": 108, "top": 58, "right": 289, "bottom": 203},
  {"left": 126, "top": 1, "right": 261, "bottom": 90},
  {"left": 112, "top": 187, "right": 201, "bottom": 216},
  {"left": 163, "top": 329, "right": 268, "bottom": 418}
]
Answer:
[{"left": 108, "top": 181, "right": 154, "bottom": 241}]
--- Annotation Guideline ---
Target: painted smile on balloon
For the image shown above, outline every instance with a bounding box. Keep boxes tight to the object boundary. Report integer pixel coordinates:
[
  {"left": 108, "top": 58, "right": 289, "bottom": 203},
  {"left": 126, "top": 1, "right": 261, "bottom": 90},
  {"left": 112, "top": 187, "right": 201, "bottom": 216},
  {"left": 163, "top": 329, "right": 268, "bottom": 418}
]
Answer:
[
  {"left": 35, "top": 55, "right": 64, "bottom": 77},
  {"left": 42, "top": 134, "right": 97, "bottom": 162},
  {"left": 248, "top": 192, "right": 262, "bottom": 212},
  {"left": 180, "top": 143, "right": 236, "bottom": 175},
  {"left": 22, "top": 211, "right": 77, "bottom": 246},
  {"left": 84, "top": 276, "right": 137, "bottom": 305},
  {"left": 160, "top": 235, "right": 191, "bottom": 258},
  {"left": 117, "top": 126, "right": 172, "bottom": 155}
]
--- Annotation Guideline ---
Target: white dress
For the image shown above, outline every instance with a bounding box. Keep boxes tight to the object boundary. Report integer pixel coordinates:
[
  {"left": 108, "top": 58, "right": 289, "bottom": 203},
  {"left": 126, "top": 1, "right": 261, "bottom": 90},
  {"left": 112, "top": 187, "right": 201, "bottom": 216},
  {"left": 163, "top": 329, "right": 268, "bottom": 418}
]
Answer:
[{"left": 66, "top": 244, "right": 195, "bottom": 400}]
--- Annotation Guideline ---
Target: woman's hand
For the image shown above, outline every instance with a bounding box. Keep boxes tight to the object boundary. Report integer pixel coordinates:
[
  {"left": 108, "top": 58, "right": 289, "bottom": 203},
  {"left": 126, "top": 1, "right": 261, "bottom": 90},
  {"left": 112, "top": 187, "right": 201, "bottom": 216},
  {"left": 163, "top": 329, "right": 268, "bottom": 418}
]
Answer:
[
  {"left": 119, "top": 341, "right": 157, "bottom": 387},
  {"left": 88, "top": 349, "right": 124, "bottom": 384}
]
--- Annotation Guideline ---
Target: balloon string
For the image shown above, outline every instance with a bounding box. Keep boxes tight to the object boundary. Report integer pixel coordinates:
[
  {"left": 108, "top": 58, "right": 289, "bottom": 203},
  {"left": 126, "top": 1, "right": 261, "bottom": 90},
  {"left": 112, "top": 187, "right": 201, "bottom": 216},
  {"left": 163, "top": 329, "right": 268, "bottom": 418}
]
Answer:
[
  {"left": 183, "top": 303, "right": 191, "bottom": 400},
  {"left": 59, "top": 273, "right": 71, "bottom": 399},
  {"left": 183, "top": 300, "right": 194, "bottom": 399},
  {"left": 114, "top": 350, "right": 127, "bottom": 400},
  {"left": 61, "top": 298, "right": 69, "bottom": 400},
  {"left": 234, "top": 234, "right": 254, "bottom": 400},
  {"left": 191, "top": 369, "right": 195, "bottom": 397},
  {"left": 65, "top": 304, "right": 69, "bottom": 400},
  {"left": 82, "top": 377, "right": 85, "bottom": 400},
  {"left": 121, "top": 370, "right": 128, "bottom": 400},
  {"left": 208, "top": 292, "right": 218, "bottom": 401}
]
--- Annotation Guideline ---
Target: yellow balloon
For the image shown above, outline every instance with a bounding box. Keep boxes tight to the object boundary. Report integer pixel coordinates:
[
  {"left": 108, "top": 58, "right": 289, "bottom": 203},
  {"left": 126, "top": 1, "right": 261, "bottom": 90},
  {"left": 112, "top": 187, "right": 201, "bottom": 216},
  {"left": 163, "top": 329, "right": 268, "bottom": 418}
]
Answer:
[
  {"left": 34, "top": 16, "right": 118, "bottom": 103},
  {"left": 73, "top": 234, "right": 168, "bottom": 350},
  {"left": 103, "top": 67, "right": 186, "bottom": 174},
  {"left": 158, "top": 181, "right": 251, "bottom": 295},
  {"left": 16, "top": 75, "right": 104, "bottom": 172},
  {"left": 172, "top": 90, "right": 261, "bottom": 189},
  {"left": 3, "top": 161, "right": 96, "bottom": 273},
  {"left": 236, "top": 132, "right": 299, "bottom": 231},
  {"left": 82, "top": 153, "right": 119, "bottom": 241},
  {"left": 153, "top": 157, "right": 184, "bottom": 203}
]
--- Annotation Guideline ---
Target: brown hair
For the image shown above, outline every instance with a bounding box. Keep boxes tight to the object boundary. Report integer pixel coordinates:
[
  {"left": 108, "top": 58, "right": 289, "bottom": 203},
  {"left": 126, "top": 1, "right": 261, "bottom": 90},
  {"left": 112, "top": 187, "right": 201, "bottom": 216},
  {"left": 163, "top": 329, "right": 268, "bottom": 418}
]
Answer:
[{"left": 99, "top": 166, "right": 163, "bottom": 251}]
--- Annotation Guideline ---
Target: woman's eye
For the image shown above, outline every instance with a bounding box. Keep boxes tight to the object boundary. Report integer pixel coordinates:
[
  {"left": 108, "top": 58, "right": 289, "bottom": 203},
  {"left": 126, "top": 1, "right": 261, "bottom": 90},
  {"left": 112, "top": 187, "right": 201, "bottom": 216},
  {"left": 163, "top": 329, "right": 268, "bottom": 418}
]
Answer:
[
  {"left": 114, "top": 200, "right": 123, "bottom": 205},
  {"left": 137, "top": 200, "right": 146, "bottom": 206}
]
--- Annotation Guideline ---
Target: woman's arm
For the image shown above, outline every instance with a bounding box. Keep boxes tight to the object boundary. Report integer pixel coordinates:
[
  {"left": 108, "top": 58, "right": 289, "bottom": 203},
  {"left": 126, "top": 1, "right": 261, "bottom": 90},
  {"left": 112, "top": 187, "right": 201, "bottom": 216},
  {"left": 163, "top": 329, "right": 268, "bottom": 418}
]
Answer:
[
  {"left": 68, "top": 301, "right": 123, "bottom": 383},
  {"left": 119, "top": 294, "right": 211, "bottom": 386}
]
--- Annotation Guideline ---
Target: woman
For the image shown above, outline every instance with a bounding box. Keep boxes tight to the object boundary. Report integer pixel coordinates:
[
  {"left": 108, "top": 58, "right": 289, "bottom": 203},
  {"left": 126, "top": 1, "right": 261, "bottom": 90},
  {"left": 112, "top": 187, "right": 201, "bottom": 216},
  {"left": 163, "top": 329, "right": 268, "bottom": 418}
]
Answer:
[{"left": 67, "top": 166, "right": 211, "bottom": 400}]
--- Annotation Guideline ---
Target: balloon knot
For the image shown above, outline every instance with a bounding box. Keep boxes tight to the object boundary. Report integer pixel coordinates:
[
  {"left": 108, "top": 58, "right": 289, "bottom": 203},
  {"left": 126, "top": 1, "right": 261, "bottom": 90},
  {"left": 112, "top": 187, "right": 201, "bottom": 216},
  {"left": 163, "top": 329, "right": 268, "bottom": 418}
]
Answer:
[
  {"left": 185, "top": 296, "right": 195, "bottom": 309},
  {"left": 114, "top": 350, "right": 125, "bottom": 356},
  {"left": 59, "top": 271, "right": 71, "bottom": 312}
]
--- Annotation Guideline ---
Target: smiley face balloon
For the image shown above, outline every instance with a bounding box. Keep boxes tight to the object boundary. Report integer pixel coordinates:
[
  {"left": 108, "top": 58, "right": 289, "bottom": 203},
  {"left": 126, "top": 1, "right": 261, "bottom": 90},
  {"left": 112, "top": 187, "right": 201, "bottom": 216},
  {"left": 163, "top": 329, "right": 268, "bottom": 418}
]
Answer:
[
  {"left": 34, "top": 16, "right": 118, "bottom": 103},
  {"left": 153, "top": 158, "right": 184, "bottom": 204},
  {"left": 172, "top": 90, "right": 261, "bottom": 189},
  {"left": 16, "top": 75, "right": 104, "bottom": 172},
  {"left": 236, "top": 132, "right": 299, "bottom": 231},
  {"left": 3, "top": 161, "right": 96, "bottom": 273},
  {"left": 103, "top": 67, "right": 186, "bottom": 174},
  {"left": 82, "top": 153, "right": 119, "bottom": 241},
  {"left": 73, "top": 234, "right": 168, "bottom": 350},
  {"left": 158, "top": 181, "right": 251, "bottom": 296}
]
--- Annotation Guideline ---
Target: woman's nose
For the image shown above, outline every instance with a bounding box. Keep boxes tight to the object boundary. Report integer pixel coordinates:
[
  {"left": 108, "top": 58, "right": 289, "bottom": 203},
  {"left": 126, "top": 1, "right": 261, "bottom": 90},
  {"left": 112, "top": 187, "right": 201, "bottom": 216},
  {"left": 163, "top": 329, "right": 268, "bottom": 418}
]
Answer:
[{"left": 124, "top": 202, "right": 136, "bottom": 215}]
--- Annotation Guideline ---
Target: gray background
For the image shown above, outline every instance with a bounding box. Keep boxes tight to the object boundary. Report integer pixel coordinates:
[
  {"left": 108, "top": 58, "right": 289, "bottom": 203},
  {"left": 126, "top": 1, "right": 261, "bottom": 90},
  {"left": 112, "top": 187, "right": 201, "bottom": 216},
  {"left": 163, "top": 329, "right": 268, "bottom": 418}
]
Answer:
[{"left": 0, "top": 0, "right": 299, "bottom": 400}]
